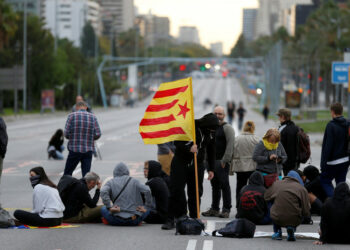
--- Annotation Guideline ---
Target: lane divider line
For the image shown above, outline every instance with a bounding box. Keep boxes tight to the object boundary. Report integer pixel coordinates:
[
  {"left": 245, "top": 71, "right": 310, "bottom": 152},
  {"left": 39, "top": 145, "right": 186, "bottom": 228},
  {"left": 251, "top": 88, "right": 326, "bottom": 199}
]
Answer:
[
  {"left": 186, "top": 239, "right": 197, "bottom": 250},
  {"left": 202, "top": 240, "right": 213, "bottom": 250}
]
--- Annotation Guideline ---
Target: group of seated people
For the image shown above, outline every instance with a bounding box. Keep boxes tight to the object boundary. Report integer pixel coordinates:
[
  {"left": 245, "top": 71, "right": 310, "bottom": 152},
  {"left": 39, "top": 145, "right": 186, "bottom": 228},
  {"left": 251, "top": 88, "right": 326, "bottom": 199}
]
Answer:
[
  {"left": 13, "top": 160, "right": 170, "bottom": 228},
  {"left": 12, "top": 162, "right": 350, "bottom": 245}
]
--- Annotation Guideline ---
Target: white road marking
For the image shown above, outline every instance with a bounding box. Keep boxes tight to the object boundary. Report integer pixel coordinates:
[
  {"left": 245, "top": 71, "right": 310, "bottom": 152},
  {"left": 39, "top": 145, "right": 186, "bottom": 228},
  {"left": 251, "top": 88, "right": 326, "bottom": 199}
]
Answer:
[
  {"left": 206, "top": 220, "right": 216, "bottom": 234},
  {"left": 186, "top": 239, "right": 197, "bottom": 250},
  {"left": 202, "top": 240, "right": 213, "bottom": 250},
  {"left": 226, "top": 79, "right": 232, "bottom": 101}
]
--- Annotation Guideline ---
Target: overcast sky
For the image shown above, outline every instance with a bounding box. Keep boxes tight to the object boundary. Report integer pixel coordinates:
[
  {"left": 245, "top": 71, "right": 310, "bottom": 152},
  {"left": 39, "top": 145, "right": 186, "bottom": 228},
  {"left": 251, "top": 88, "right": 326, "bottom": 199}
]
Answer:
[{"left": 134, "top": 0, "right": 258, "bottom": 54}]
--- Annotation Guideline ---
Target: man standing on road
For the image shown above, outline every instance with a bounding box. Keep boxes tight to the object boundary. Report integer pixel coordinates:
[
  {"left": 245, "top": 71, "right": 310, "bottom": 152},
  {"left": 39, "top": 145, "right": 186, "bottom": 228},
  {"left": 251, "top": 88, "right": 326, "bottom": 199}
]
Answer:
[
  {"left": 72, "top": 96, "right": 92, "bottom": 113},
  {"left": 64, "top": 101, "right": 101, "bottom": 177},
  {"left": 277, "top": 108, "right": 299, "bottom": 176},
  {"left": 202, "top": 106, "right": 234, "bottom": 218},
  {"left": 237, "top": 102, "right": 246, "bottom": 131},
  {"left": 0, "top": 117, "right": 8, "bottom": 181},
  {"left": 162, "top": 113, "right": 218, "bottom": 230},
  {"left": 320, "top": 103, "right": 349, "bottom": 197}
]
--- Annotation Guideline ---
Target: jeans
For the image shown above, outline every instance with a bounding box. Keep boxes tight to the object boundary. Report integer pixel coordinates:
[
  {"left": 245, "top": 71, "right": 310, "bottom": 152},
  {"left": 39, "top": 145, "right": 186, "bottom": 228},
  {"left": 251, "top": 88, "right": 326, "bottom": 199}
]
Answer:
[
  {"left": 320, "top": 163, "right": 349, "bottom": 197},
  {"left": 14, "top": 210, "right": 62, "bottom": 227},
  {"left": 210, "top": 161, "right": 231, "bottom": 212},
  {"left": 273, "top": 223, "right": 296, "bottom": 233},
  {"left": 236, "top": 171, "right": 254, "bottom": 207},
  {"left": 101, "top": 206, "right": 150, "bottom": 226},
  {"left": 64, "top": 151, "right": 93, "bottom": 177},
  {"left": 238, "top": 118, "right": 244, "bottom": 130}
]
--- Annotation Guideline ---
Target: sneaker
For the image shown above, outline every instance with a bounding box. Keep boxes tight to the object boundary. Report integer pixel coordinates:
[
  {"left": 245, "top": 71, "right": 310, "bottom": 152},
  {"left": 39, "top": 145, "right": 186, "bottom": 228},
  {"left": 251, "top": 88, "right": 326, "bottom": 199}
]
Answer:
[
  {"left": 219, "top": 211, "right": 230, "bottom": 218},
  {"left": 161, "top": 219, "right": 175, "bottom": 230},
  {"left": 101, "top": 217, "right": 109, "bottom": 225},
  {"left": 272, "top": 231, "right": 282, "bottom": 240},
  {"left": 287, "top": 227, "right": 296, "bottom": 241},
  {"left": 201, "top": 208, "right": 220, "bottom": 217}
]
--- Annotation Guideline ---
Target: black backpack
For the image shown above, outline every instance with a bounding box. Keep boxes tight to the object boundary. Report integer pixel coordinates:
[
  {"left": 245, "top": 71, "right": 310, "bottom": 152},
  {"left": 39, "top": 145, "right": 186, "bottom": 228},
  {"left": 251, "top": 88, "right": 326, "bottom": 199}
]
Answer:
[
  {"left": 212, "top": 219, "right": 256, "bottom": 238},
  {"left": 296, "top": 127, "right": 311, "bottom": 164},
  {"left": 57, "top": 175, "right": 80, "bottom": 202},
  {"left": 175, "top": 216, "right": 205, "bottom": 235}
]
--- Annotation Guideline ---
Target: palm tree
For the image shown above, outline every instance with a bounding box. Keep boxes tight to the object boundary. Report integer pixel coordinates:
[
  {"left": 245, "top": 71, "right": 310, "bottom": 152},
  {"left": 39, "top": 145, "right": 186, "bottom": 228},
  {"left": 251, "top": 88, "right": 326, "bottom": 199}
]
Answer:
[{"left": 0, "top": 0, "right": 18, "bottom": 50}]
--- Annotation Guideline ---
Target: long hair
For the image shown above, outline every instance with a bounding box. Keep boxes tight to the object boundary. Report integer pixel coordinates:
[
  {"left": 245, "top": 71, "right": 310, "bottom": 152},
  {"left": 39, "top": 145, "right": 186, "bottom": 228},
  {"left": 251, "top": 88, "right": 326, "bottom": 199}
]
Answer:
[
  {"left": 30, "top": 166, "right": 57, "bottom": 188},
  {"left": 49, "top": 129, "right": 63, "bottom": 146}
]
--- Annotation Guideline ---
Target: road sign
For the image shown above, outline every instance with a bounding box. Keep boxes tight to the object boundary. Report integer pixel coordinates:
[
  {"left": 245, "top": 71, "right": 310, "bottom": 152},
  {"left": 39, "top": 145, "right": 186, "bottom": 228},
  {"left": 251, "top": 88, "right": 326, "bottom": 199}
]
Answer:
[
  {"left": 332, "top": 62, "right": 350, "bottom": 84},
  {"left": 0, "top": 67, "right": 24, "bottom": 90}
]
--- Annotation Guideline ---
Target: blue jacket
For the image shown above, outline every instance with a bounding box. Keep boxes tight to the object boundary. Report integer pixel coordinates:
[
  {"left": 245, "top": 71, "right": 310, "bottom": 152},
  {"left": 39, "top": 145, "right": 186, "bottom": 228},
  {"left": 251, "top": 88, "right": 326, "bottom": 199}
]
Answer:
[{"left": 321, "top": 116, "right": 348, "bottom": 169}]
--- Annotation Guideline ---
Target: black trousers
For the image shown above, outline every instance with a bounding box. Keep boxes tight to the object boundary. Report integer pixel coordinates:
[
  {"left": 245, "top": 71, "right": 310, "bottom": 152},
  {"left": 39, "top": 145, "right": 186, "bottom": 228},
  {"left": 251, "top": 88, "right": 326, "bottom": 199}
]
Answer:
[
  {"left": 210, "top": 161, "right": 232, "bottom": 212},
  {"left": 236, "top": 171, "right": 254, "bottom": 207},
  {"left": 168, "top": 156, "right": 205, "bottom": 219},
  {"left": 14, "top": 210, "right": 62, "bottom": 227}
]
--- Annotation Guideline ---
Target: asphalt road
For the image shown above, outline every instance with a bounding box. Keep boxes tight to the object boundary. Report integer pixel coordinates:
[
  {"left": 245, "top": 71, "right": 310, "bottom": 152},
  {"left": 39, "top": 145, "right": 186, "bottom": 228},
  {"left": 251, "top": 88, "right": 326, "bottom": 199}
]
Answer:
[{"left": 0, "top": 76, "right": 348, "bottom": 250}]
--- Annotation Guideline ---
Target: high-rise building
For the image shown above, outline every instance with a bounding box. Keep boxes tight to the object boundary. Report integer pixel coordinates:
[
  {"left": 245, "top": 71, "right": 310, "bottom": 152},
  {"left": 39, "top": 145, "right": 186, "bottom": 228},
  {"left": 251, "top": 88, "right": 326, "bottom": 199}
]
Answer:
[
  {"left": 97, "top": 0, "right": 134, "bottom": 37},
  {"left": 255, "top": 0, "right": 312, "bottom": 39},
  {"left": 5, "top": 0, "right": 45, "bottom": 16},
  {"left": 178, "top": 26, "right": 200, "bottom": 45},
  {"left": 44, "top": 0, "right": 101, "bottom": 47},
  {"left": 242, "top": 8, "right": 257, "bottom": 41},
  {"left": 210, "top": 42, "right": 223, "bottom": 57},
  {"left": 136, "top": 14, "right": 170, "bottom": 47}
]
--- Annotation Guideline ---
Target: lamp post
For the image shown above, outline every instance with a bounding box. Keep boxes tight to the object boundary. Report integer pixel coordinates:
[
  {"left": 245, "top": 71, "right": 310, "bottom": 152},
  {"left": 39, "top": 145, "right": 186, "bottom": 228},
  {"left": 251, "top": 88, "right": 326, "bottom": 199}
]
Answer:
[{"left": 23, "top": 0, "right": 27, "bottom": 111}]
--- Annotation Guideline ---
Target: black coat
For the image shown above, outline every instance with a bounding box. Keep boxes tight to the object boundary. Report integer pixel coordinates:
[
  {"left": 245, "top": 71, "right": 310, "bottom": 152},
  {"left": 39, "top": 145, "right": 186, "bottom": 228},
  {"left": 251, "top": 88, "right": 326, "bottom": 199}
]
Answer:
[
  {"left": 279, "top": 120, "right": 299, "bottom": 170},
  {"left": 320, "top": 183, "right": 350, "bottom": 244},
  {"left": 236, "top": 172, "right": 268, "bottom": 224},
  {"left": 0, "top": 117, "right": 8, "bottom": 158},
  {"left": 144, "top": 161, "right": 169, "bottom": 224},
  {"left": 321, "top": 116, "right": 348, "bottom": 169},
  {"left": 304, "top": 165, "right": 327, "bottom": 202},
  {"left": 61, "top": 178, "right": 100, "bottom": 219}
]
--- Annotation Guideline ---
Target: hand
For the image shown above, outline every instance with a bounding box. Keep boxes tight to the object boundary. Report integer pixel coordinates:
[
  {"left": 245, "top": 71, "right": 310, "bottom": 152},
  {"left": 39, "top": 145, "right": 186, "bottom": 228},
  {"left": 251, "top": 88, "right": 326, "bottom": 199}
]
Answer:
[
  {"left": 136, "top": 206, "right": 146, "bottom": 213},
  {"left": 109, "top": 205, "right": 120, "bottom": 213},
  {"left": 190, "top": 144, "right": 198, "bottom": 153},
  {"left": 269, "top": 154, "right": 277, "bottom": 160},
  {"left": 313, "top": 241, "right": 323, "bottom": 245},
  {"left": 97, "top": 180, "right": 102, "bottom": 189},
  {"left": 221, "top": 162, "right": 225, "bottom": 168},
  {"left": 208, "top": 171, "right": 214, "bottom": 180}
]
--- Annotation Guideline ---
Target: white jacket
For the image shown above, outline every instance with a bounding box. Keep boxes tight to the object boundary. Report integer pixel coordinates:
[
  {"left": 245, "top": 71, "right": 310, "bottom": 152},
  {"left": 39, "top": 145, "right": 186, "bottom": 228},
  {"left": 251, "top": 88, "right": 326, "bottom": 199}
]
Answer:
[
  {"left": 32, "top": 184, "right": 65, "bottom": 218},
  {"left": 232, "top": 132, "right": 260, "bottom": 173}
]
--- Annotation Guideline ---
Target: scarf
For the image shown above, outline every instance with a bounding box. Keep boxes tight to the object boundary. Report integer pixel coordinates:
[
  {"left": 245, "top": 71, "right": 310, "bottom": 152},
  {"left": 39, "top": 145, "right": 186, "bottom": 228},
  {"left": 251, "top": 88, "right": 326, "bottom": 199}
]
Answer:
[
  {"left": 30, "top": 175, "right": 41, "bottom": 188},
  {"left": 262, "top": 139, "right": 279, "bottom": 151}
]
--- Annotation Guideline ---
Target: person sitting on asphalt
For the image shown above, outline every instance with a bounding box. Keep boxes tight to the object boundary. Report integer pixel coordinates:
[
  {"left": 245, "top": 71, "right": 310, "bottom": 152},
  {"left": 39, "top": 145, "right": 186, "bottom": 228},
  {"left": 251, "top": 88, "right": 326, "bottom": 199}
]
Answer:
[
  {"left": 314, "top": 182, "right": 350, "bottom": 245},
  {"left": 264, "top": 170, "right": 310, "bottom": 241},
  {"left": 302, "top": 166, "right": 327, "bottom": 215},
  {"left": 48, "top": 129, "right": 65, "bottom": 160},
  {"left": 236, "top": 171, "right": 271, "bottom": 225},
  {"left": 101, "top": 162, "right": 152, "bottom": 226},
  {"left": 14, "top": 167, "right": 65, "bottom": 227},
  {"left": 58, "top": 172, "right": 102, "bottom": 223},
  {"left": 253, "top": 128, "right": 287, "bottom": 187},
  {"left": 143, "top": 160, "right": 169, "bottom": 224}
]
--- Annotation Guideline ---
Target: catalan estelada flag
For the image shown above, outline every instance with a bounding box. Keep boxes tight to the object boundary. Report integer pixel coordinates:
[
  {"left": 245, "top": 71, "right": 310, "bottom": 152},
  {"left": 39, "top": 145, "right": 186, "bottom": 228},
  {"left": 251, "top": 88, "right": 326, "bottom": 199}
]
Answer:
[{"left": 139, "top": 77, "right": 195, "bottom": 144}]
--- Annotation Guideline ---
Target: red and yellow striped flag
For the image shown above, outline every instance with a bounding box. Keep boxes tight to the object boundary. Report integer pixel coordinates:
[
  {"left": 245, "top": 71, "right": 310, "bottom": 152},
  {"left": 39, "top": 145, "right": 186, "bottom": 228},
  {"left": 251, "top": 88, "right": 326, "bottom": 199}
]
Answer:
[{"left": 139, "top": 77, "right": 195, "bottom": 144}]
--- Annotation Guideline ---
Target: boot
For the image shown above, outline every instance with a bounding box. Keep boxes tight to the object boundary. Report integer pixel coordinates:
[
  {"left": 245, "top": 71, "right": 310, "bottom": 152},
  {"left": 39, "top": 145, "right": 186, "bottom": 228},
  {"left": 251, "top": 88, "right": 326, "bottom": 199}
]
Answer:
[
  {"left": 161, "top": 218, "right": 175, "bottom": 230},
  {"left": 201, "top": 208, "right": 220, "bottom": 217}
]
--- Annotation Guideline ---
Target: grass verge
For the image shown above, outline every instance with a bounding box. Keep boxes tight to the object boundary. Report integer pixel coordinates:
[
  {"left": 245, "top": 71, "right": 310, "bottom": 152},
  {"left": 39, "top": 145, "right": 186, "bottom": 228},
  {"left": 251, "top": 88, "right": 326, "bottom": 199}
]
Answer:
[{"left": 296, "top": 120, "right": 328, "bottom": 133}]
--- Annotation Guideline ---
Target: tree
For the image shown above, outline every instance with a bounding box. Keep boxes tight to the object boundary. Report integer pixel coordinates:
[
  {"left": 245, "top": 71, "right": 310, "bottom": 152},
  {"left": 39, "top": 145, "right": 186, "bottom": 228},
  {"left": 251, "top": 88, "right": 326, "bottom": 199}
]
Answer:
[
  {"left": 0, "top": 0, "right": 18, "bottom": 50},
  {"left": 81, "top": 22, "right": 96, "bottom": 58}
]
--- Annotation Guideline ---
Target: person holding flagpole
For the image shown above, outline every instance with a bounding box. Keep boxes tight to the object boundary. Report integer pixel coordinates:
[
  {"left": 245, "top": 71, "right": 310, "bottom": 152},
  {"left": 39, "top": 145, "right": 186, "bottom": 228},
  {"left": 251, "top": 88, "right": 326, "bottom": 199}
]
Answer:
[{"left": 161, "top": 113, "right": 219, "bottom": 230}]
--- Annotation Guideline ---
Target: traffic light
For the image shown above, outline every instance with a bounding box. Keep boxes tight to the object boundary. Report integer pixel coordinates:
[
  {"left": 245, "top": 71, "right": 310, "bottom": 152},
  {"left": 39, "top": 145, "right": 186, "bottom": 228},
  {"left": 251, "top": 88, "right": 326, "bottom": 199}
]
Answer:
[{"left": 179, "top": 64, "right": 186, "bottom": 71}]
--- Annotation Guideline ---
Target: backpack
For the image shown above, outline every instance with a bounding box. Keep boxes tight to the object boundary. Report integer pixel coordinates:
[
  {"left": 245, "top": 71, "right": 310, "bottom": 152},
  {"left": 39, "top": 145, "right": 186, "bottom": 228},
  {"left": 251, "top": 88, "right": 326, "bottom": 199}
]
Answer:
[
  {"left": 0, "top": 207, "right": 15, "bottom": 228},
  {"left": 296, "top": 127, "right": 311, "bottom": 164},
  {"left": 212, "top": 218, "right": 256, "bottom": 238},
  {"left": 175, "top": 216, "right": 205, "bottom": 235},
  {"left": 57, "top": 175, "right": 80, "bottom": 202}
]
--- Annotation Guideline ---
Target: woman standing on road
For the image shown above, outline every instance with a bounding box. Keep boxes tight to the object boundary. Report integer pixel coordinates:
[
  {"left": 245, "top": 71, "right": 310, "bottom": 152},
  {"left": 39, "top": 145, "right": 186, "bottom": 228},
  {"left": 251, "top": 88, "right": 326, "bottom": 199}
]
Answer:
[
  {"left": 14, "top": 167, "right": 65, "bottom": 227},
  {"left": 232, "top": 121, "right": 260, "bottom": 206},
  {"left": 253, "top": 128, "right": 287, "bottom": 187}
]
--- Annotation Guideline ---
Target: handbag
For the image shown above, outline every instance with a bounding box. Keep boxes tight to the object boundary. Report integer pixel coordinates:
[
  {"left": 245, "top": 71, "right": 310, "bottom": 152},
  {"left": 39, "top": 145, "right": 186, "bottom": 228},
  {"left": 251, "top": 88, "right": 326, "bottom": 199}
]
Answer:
[
  {"left": 175, "top": 216, "right": 205, "bottom": 235},
  {"left": 263, "top": 173, "right": 278, "bottom": 188}
]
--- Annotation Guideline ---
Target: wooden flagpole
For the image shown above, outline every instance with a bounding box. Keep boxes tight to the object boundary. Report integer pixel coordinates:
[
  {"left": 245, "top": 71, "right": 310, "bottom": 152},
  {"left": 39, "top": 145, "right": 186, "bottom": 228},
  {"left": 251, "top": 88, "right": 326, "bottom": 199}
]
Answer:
[{"left": 188, "top": 77, "right": 200, "bottom": 219}]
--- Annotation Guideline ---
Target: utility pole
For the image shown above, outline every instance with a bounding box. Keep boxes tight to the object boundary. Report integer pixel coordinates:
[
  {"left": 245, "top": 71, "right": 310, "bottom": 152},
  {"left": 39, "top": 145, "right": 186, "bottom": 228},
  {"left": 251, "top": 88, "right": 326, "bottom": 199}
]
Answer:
[
  {"left": 54, "top": 0, "right": 58, "bottom": 53},
  {"left": 23, "top": 0, "right": 27, "bottom": 111}
]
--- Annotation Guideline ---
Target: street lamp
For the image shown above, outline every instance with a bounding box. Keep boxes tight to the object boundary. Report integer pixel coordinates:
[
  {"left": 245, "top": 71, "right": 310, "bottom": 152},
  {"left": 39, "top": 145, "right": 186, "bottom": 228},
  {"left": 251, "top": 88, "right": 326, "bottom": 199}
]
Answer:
[{"left": 23, "top": 0, "right": 27, "bottom": 111}]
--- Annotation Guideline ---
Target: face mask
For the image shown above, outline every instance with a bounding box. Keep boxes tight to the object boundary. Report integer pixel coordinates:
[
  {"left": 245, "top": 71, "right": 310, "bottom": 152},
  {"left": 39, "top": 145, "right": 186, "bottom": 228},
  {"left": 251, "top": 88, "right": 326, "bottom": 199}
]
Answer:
[
  {"left": 30, "top": 175, "right": 41, "bottom": 188},
  {"left": 262, "top": 138, "right": 279, "bottom": 150}
]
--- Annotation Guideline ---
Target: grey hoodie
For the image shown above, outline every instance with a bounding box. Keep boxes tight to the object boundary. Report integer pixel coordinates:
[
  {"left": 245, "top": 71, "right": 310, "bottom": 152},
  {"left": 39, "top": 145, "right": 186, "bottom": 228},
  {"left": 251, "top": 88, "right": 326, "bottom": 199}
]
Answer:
[{"left": 101, "top": 163, "right": 152, "bottom": 218}]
